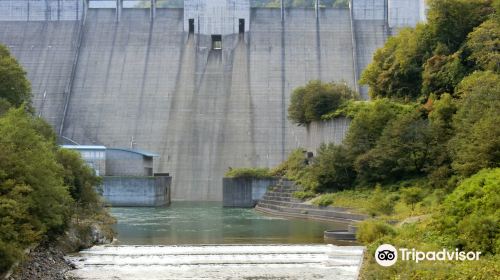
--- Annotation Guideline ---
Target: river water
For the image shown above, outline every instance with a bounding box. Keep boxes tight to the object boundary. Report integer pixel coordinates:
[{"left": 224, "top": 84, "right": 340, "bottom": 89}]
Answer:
[
  {"left": 67, "top": 202, "right": 363, "bottom": 279},
  {"left": 110, "top": 202, "right": 347, "bottom": 245}
]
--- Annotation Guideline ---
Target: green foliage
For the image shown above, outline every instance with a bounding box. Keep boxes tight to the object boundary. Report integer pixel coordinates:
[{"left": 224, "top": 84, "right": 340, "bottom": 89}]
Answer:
[
  {"left": 355, "top": 112, "right": 434, "bottom": 183},
  {"left": 450, "top": 71, "right": 500, "bottom": 177},
  {"left": 320, "top": 100, "right": 367, "bottom": 120},
  {"left": 343, "top": 99, "right": 414, "bottom": 158},
  {"left": 422, "top": 53, "right": 468, "bottom": 97},
  {"left": 271, "top": 149, "right": 307, "bottom": 179},
  {"left": 0, "top": 108, "right": 72, "bottom": 234},
  {"left": 436, "top": 168, "right": 500, "bottom": 254},
  {"left": 362, "top": 0, "right": 496, "bottom": 100},
  {"left": 427, "top": 0, "right": 495, "bottom": 52},
  {"left": 0, "top": 44, "right": 31, "bottom": 109},
  {"left": 401, "top": 186, "right": 425, "bottom": 210},
  {"left": 224, "top": 167, "right": 273, "bottom": 179},
  {"left": 309, "top": 144, "right": 356, "bottom": 192},
  {"left": 0, "top": 108, "right": 72, "bottom": 272},
  {"left": 312, "top": 194, "right": 335, "bottom": 206},
  {"left": 0, "top": 108, "right": 111, "bottom": 274},
  {"left": 288, "top": 80, "right": 357, "bottom": 125},
  {"left": 356, "top": 219, "right": 396, "bottom": 244},
  {"left": 0, "top": 241, "right": 21, "bottom": 273},
  {"left": 360, "top": 25, "right": 433, "bottom": 100},
  {"left": 292, "top": 190, "right": 316, "bottom": 200},
  {"left": 466, "top": 18, "right": 500, "bottom": 72},
  {"left": 367, "top": 186, "right": 398, "bottom": 216},
  {"left": 57, "top": 149, "right": 102, "bottom": 209}
]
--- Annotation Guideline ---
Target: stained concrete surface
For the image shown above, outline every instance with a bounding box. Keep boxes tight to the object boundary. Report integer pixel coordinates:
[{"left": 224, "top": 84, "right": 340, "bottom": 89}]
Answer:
[{"left": 0, "top": 7, "right": 388, "bottom": 201}]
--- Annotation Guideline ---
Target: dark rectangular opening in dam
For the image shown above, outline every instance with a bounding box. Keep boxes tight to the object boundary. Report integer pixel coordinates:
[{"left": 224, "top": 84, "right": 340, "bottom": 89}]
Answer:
[
  {"left": 239, "top": 18, "right": 245, "bottom": 33},
  {"left": 188, "top": 18, "right": 194, "bottom": 34},
  {"left": 212, "top": 34, "right": 222, "bottom": 50}
]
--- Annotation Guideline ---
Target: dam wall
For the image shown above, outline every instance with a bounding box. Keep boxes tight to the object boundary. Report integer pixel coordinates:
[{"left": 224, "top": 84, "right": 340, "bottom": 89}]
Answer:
[
  {"left": 0, "top": 4, "right": 389, "bottom": 201},
  {"left": 0, "top": 20, "right": 81, "bottom": 132}
]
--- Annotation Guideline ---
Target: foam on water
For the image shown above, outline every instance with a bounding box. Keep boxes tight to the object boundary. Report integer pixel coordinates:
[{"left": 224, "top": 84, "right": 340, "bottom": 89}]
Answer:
[{"left": 67, "top": 244, "right": 365, "bottom": 280}]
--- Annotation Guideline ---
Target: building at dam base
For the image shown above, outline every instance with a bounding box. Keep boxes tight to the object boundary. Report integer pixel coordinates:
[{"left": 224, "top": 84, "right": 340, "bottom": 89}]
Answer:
[
  {"left": 63, "top": 145, "right": 171, "bottom": 206},
  {"left": 0, "top": 0, "right": 425, "bottom": 201}
]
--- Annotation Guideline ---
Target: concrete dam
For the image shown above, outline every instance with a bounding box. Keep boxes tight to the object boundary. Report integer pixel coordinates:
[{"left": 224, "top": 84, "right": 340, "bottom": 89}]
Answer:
[{"left": 0, "top": 0, "right": 394, "bottom": 201}]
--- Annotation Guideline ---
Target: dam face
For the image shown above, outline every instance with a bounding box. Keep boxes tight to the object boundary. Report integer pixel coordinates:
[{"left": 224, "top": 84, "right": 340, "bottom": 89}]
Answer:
[{"left": 0, "top": 1, "right": 390, "bottom": 201}]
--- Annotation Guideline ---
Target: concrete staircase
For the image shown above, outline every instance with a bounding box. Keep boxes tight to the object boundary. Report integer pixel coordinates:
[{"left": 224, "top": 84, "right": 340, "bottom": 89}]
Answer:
[{"left": 256, "top": 181, "right": 367, "bottom": 223}]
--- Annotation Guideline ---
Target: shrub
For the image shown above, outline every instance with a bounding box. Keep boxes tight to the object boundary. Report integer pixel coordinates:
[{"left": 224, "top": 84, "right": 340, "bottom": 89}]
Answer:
[
  {"left": 288, "top": 80, "right": 357, "bottom": 125},
  {"left": 401, "top": 186, "right": 425, "bottom": 211},
  {"left": 270, "top": 149, "right": 307, "bottom": 179},
  {"left": 309, "top": 144, "right": 356, "bottom": 192},
  {"left": 437, "top": 168, "right": 500, "bottom": 254},
  {"left": 367, "top": 186, "right": 399, "bottom": 217},
  {"left": 224, "top": 167, "right": 272, "bottom": 179},
  {"left": 356, "top": 219, "right": 396, "bottom": 244},
  {"left": 312, "top": 193, "right": 335, "bottom": 206},
  {"left": 292, "top": 190, "right": 316, "bottom": 200}
]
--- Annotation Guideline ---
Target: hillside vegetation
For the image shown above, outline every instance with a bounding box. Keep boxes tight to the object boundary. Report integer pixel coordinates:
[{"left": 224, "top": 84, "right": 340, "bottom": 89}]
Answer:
[
  {"left": 236, "top": 0, "right": 500, "bottom": 278},
  {"left": 0, "top": 44, "right": 113, "bottom": 275}
]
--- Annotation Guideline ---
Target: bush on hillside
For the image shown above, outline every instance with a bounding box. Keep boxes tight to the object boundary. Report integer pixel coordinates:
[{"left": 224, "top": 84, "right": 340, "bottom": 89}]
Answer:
[
  {"left": 356, "top": 219, "right": 396, "bottom": 244},
  {"left": 436, "top": 168, "right": 500, "bottom": 255}
]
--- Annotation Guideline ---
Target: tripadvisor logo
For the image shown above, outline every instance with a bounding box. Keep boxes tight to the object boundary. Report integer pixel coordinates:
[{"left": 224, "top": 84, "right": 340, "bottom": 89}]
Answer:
[{"left": 374, "top": 244, "right": 481, "bottom": 267}]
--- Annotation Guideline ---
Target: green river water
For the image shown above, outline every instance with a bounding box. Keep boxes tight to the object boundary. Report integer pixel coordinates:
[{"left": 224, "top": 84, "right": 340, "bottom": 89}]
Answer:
[{"left": 110, "top": 202, "right": 347, "bottom": 245}]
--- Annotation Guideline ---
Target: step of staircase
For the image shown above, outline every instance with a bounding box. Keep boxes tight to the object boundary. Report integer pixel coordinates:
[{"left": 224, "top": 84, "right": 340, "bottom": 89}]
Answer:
[{"left": 256, "top": 182, "right": 367, "bottom": 223}]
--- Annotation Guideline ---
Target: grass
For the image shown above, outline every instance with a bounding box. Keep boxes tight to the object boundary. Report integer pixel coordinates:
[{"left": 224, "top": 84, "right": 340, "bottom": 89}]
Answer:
[{"left": 224, "top": 167, "right": 273, "bottom": 179}]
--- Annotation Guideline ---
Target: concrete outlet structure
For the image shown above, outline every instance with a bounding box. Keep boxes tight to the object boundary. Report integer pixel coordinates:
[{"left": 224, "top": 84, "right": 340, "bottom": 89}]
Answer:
[
  {"left": 63, "top": 145, "right": 171, "bottom": 207},
  {"left": 0, "top": 0, "right": 425, "bottom": 201},
  {"left": 102, "top": 175, "right": 171, "bottom": 207},
  {"left": 222, "top": 177, "right": 279, "bottom": 207}
]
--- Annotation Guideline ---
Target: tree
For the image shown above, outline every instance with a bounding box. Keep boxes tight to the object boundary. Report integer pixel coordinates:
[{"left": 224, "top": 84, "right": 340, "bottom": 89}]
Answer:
[
  {"left": 426, "top": 93, "right": 458, "bottom": 186},
  {"left": 421, "top": 53, "right": 468, "bottom": 97},
  {"left": 0, "top": 44, "right": 31, "bottom": 109},
  {"left": 309, "top": 144, "right": 356, "bottom": 192},
  {"left": 57, "top": 149, "right": 102, "bottom": 211},
  {"left": 449, "top": 71, "right": 500, "bottom": 177},
  {"left": 288, "top": 80, "right": 357, "bottom": 125},
  {"left": 360, "top": 25, "right": 433, "bottom": 100},
  {"left": 343, "top": 99, "right": 412, "bottom": 158},
  {"left": 0, "top": 108, "right": 73, "bottom": 272},
  {"left": 401, "top": 186, "right": 425, "bottom": 211},
  {"left": 355, "top": 112, "right": 434, "bottom": 183},
  {"left": 465, "top": 19, "right": 500, "bottom": 72},
  {"left": 288, "top": 86, "right": 308, "bottom": 125},
  {"left": 427, "top": 0, "right": 495, "bottom": 52}
]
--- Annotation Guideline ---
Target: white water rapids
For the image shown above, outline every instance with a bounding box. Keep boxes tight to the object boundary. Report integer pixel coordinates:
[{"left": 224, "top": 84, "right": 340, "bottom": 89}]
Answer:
[{"left": 66, "top": 244, "right": 365, "bottom": 279}]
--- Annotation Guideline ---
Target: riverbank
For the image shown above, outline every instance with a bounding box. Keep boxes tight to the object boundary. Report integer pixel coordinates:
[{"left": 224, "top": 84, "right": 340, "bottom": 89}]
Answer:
[
  {"left": 6, "top": 242, "right": 75, "bottom": 280},
  {"left": 4, "top": 219, "right": 114, "bottom": 280}
]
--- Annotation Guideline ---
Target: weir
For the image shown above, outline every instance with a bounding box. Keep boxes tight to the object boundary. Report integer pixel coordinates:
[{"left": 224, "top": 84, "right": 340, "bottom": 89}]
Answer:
[
  {"left": 0, "top": 0, "right": 404, "bottom": 201},
  {"left": 67, "top": 245, "right": 365, "bottom": 280}
]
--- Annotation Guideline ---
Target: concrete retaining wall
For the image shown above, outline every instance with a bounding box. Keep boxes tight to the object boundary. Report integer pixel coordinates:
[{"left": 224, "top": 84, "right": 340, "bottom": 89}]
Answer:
[
  {"left": 102, "top": 175, "right": 171, "bottom": 207},
  {"left": 223, "top": 177, "right": 279, "bottom": 207},
  {"left": 305, "top": 117, "right": 351, "bottom": 152}
]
